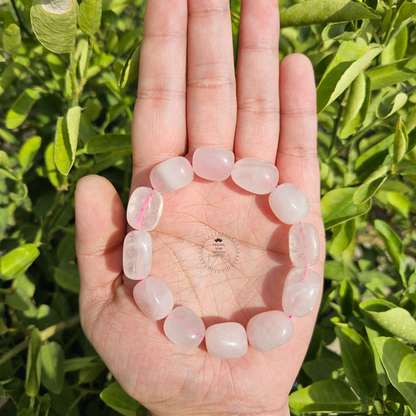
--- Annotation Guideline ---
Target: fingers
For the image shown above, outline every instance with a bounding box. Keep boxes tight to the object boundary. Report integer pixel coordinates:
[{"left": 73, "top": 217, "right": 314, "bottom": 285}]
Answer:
[
  {"left": 75, "top": 175, "right": 125, "bottom": 307},
  {"left": 276, "top": 54, "right": 320, "bottom": 213},
  {"left": 131, "top": 0, "right": 188, "bottom": 188},
  {"left": 187, "top": 0, "right": 237, "bottom": 153},
  {"left": 234, "top": 0, "right": 280, "bottom": 162}
]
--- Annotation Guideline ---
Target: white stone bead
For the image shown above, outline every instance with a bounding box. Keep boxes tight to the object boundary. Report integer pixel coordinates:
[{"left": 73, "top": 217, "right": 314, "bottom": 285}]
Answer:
[
  {"left": 133, "top": 276, "right": 174, "bottom": 320},
  {"left": 164, "top": 307, "right": 205, "bottom": 349},
  {"left": 126, "top": 187, "right": 163, "bottom": 231},
  {"left": 269, "top": 184, "right": 309, "bottom": 224},
  {"left": 205, "top": 322, "right": 248, "bottom": 359},
  {"left": 289, "top": 222, "right": 320, "bottom": 267},
  {"left": 247, "top": 311, "right": 293, "bottom": 352},
  {"left": 282, "top": 268, "right": 321, "bottom": 318},
  {"left": 192, "top": 147, "right": 235, "bottom": 181},
  {"left": 150, "top": 156, "right": 194, "bottom": 193},
  {"left": 123, "top": 231, "right": 152, "bottom": 280},
  {"left": 231, "top": 157, "right": 278, "bottom": 195}
]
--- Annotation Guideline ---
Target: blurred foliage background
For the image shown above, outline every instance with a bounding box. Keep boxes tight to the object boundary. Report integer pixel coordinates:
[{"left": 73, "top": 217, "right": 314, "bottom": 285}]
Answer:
[{"left": 1, "top": 0, "right": 416, "bottom": 415}]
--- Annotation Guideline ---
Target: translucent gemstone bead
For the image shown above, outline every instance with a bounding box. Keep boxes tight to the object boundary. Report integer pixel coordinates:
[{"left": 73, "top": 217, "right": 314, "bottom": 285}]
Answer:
[
  {"left": 247, "top": 311, "right": 293, "bottom": 352},
  {"left": 282, "top": 268, "right": 321, "bottom": 318},
  {"left": 269, "top": 184, "right": 309, "bottom": 224},
  {"left": 192, "top": 147, "right": 235, "bottom": 181},
  {"left": 126, "top": 187, "right": 163, "bottom": 231},
  {"left": 205, "top": 322, "right": 248, "bottom": 359},
  {"left": 231, "top": 157, "right": 279, "bottom": 195},
  {"left": 289, "top": 222, "right": 320, "bottom": 267},
  {"left": 123, "top": 231, "right": 152, "bottom": 280},
  {"left": 164, "top": 307, "right": 205, "bottom": 349},
  {"left": 133, "top": 276, "right": 174, "bottom": 320},
  {"left": 150, "top": 156, "right": 194, "bottom": 193}
]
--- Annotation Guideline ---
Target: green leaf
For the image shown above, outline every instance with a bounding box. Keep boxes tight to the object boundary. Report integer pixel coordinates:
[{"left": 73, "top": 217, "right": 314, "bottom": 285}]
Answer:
[
  {"left": 41, "top": 342, "right": 64, "bottom": 394},
  {"left": 6, "top": 89, "right": 42, "bottom": 130},
  {"left": 335, "top": 326, "right": 378, "bottom": 399},
  {"left": 374, "top": 337, "right": 416, "bottom": 412},
  {"left": 355, "top": 134, "right": 393, "bottom": 174},
  {"left": 353, "top": 165, "right": 389, "bottom": 204},
  {"left": 395, "top": 2, "right": 416, "bottom": 28},
  {"left": 321, "top": 188, "right": 371, "bottom": 229},
  {"left": 0, "top": 63, "right": 25, "bottom": 97},
  {"left": 324, "top": 260, "right": 346, "bottom": 281},
  {"left": 374, "top": 219, "right": 406, "bottom": 277},
  {"left": 19, "top": 136, "right": 42, "bottom": 173},
  {"left": 289, "top": 379, "right": 363, "bottom": 413},
  {"left": 387, "top": 191, "right": 409, "bottom": 218},
  {"left": 100, "top": 381, "right": 140, "bottom": 416},
  {"left": 78, "top": 362, "right": 106, "bottom": 383},
  {"left": 330, "top": 219, "right": 355, "bottom": 255},
  {"left": 35, "top": 394, "right": 51, "bottom": 416},
  {"left": 280, "top": 0, "right": 380, "bottom": 27},
  {"left": 366, "top": 307, "right": 416, "bottom": 344},
  {"left": 85, "top": 134, "right": 132, "bottom": 154},
  {"left": 393, "top": 116, "right": 408, "bottom": 165},
  {"left": 6, "top": 287, "right": 36, "bottom": 312},
  {"left": 0, "top": 244, "right": 40, "bottom": 281},
  {"left": 381, "top": 26, "right": 407, "bottom": 66},
  {"left": 339, "top": 279, "right": 354, "bottom": 317},
  {"left": 43, "top": 142, "right": 68, "bottom": 191},
  {"left": 54, "top": 264, "right": 80, "bottom": 293},
  {"left": 317, "top": 42, "right": 383, "bottom": 114},
  {"left": 376, "top": 91, "right": 408, "bottom": 120},
  {"left": 3, "top": 23, "right": 22, "bottom": 57},
  {"left": 54, "top": 107, "right": 81, "bottom": 176},
  {"left": 119, "top": 41, "right": 142, "bottom": 88},
  {"left": 368, "top": 56, "right": 416, "bottom": 90},
  {"left": 78, "top": 0, "right": 102, "bottom": 37},
  {"left": 340, "top": 71, "right": 371, "bottom": 139},
  {"left": 405, "top": 105, "right": 416, "bottom": 134},
  {"left": 302, "top": 358, "right": 343, "bottom": 382},
  {"left": 30, "top": 0, "right": 77, "bottom": 54},
  {"left": 64, "top": 356, "right": 102, "bottom": 372},
  {"left": 322, "top": 21, "right": 361, "bottom": 42},
  {"left": 26, "top": 328, "right": 42, "bottom": 397}
]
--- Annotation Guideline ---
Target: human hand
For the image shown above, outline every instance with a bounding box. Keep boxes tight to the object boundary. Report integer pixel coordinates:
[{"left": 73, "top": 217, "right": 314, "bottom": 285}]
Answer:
[{"left": 75, "top": 0, "right": 325, "bottom": 415}]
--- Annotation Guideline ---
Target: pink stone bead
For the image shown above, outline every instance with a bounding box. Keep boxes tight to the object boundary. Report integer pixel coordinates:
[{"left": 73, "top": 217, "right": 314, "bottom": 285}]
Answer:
[
  {"left": 231, "top": 157, "right": 279, "bottom": 194},
  {"left": 192, "top": 147, "right": 235, "bottom": 181},
  {"left": 269, "top": 184, "right": 309, "bottom": 224},
  {"left": 282, "top": 268, "right": 321, "bottom": 318},
  {"left": 247, "top": 311, "right": 293, "bottom": 352},
  {"left": 123, "top": 231, "right": 152, "bottom": 280},
  {"left": 205, "top": 322, "right": 248, "bottom": 359},
  {"left": 289, "top": 222, "right": 320, "bottom": 267},
  {"left": 133, "top": 276, "right": 174, "bottom": 320},
  {"left": 126, "top": 187, "right": 163, "bottom": 231},
  {"left": 164, "top": 307, "right": 205, "bottom": 349},
  {"left": 150, "top": 157, "right": 194, "bottom": 193}
]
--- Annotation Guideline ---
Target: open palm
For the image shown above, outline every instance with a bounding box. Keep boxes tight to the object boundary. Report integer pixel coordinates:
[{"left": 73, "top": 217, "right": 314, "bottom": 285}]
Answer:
[{"left": 75, "top": 1, "right": 325, "bottom": 415}]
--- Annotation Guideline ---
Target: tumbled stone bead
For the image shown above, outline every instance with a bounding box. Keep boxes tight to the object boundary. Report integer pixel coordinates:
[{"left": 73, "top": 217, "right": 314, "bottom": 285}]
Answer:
[
  {"left": 126, "top": 187, "right": 163, "bottom": 231},
  {"left": 164, "top": 307, "right": 205, "bottom": 349},
  {"left": 282, "top": 268, "right": 321, "bottom": 318},
  {"left": 123, "top": 231, "right": 152, "bottom": 280},
  {"left": 289, "top": 222, "right": 320, "bottom": 267},
  {"left": 133, "top": 276, "right": 174, "bottom": 320},
  {"left": 247, "top": 311, "right": 293, "bottom": 352},
  {"left": 150, "top": 156, "right": 194, "bottom": 193},
  {"left": 231, "top": 158, "right": 279, "bottom": 195},
  {"left": 192, "top": 147, "right": 235, "bottom": 182},
  {"left": 269, "top": 184, "right": 309, "bottom": 224},
  {"left": 205, "top": 322, "right": 248, "bottom": 359}
]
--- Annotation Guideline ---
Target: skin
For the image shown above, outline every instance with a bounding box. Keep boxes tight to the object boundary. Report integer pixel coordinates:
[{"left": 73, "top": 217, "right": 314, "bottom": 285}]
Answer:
[{"left": 75, "top": 0, "right": 325, "bottom": 415}]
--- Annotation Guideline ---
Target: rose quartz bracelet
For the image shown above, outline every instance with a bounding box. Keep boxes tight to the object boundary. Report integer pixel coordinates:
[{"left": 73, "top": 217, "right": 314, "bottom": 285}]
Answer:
[{"left": 123, "top": 147, "right": 320, "bottom": 358}]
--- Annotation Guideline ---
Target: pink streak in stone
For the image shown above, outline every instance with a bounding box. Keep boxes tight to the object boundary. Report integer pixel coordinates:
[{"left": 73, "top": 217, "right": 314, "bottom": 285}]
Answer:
[
  {"left": 136, "top": 190, "right": 154, "bottom": 231},
  {"left": 166, "top": 314, "right": 205, "bottom": 339}
]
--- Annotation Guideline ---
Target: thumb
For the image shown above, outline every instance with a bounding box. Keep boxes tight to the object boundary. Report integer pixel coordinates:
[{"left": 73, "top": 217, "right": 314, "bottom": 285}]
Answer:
[{"left": 75, "top": 175, "right": 126, "bottom": 316}]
